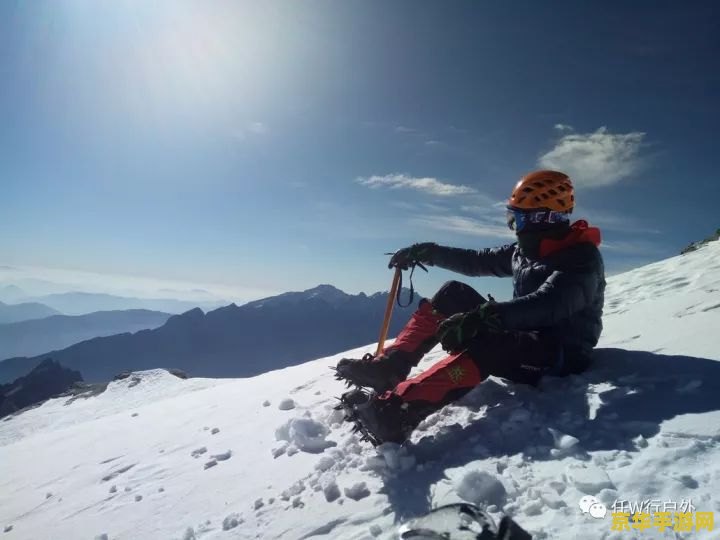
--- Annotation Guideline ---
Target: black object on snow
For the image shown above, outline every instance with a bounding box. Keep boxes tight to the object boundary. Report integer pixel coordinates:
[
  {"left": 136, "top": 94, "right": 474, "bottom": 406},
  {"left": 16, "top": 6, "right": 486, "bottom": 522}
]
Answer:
[
  {"left": 0, "top": 358, "right": 83, "bottom": 419},
  {"left": 398, "top": 503, "right": 532, "bottom": 539}
]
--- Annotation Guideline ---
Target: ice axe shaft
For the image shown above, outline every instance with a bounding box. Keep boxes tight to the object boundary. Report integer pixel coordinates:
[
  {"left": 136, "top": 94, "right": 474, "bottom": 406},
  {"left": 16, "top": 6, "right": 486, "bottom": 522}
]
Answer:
[{"left": 376, "top": 267, "right": 402, "bottom": 356}]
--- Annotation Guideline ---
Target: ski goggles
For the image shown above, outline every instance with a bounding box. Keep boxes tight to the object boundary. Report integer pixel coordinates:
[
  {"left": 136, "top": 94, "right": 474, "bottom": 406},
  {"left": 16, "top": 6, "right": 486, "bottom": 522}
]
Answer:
[{"left": 506, "top": 206, "right": 570, "bottom": 233}]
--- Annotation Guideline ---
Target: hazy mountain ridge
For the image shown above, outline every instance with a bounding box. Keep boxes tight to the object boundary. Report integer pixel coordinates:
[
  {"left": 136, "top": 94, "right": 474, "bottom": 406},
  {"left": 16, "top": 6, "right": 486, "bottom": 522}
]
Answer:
[
  {"left": 0, "top": 285, "right": 27, "bottom": 304},
  {"left": 0, "top": 310, "right": 172, "bottom": 361},
  {"left": 0, "top": 285, "right": 420, "bottom": 383},
  {"left": 0, "top": 301, "right": 60, "bottom": 324},
  {"left": 29, "top": 291, "right": 226, "bottom": 316}
]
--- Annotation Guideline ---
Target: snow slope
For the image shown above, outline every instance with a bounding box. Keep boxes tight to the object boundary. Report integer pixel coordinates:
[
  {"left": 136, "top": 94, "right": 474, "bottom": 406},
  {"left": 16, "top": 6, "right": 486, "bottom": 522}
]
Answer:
[{"left": 2, "top": 240, "right": 720, "bottom": 540}]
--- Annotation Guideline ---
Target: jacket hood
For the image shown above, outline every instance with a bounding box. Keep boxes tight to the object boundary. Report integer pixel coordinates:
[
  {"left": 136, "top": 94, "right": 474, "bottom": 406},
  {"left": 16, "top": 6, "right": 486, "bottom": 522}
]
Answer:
[
  {"left": 539, "top": 220, "right": 601, "bottom": 258},
  {"left": 540, "top": 219, "right": 602, "bottom": 257}
]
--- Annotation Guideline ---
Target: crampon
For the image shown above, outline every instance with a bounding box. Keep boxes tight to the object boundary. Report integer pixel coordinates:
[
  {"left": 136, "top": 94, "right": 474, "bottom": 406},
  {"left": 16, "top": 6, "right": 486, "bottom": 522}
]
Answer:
[{"left": 333, "top": 388, "right": 383, "bottom": 447}]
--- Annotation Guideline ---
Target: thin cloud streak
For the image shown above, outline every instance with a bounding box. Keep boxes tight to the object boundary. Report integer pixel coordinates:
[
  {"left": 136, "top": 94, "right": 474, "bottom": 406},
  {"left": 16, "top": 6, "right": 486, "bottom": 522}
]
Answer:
[
  {"left": 577, "top": 206, "right": 662, "bottom": 235},
  {"left": 412, "top": 215, "right": 514, "bottom": 240},
  {"left": 539, "top": 126, "right": 646, "bottom": 188},
  {"left": 394, "top": 125, "right": 418, "bottom": 134},
  {"left": 232, "top": 121, "right": 269, "bottom": 141},
  {"left": 601, "top": 239, "right": 666, "bottom": 255},
  {"left": 357, "top": 173, "right": 476, "bottom": 197},
  {"left": 460, "top": 201, "right": 508, "bottom": 215}
]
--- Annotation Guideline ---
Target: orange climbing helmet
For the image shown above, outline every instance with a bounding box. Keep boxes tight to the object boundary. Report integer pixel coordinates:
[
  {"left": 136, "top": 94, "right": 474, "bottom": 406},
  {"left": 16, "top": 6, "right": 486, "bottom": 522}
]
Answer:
[{"left": 508, "top": 170, "right": 574, "bottom": 212}]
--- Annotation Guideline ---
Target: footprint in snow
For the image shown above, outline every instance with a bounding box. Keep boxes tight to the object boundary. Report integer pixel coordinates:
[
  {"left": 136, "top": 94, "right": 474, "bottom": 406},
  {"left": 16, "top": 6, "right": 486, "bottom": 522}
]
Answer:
[
  {"left": 211, "top": 450, "right": 232, "bottom": 461},
  {"left": 222, "top": 514, "right": 243, "bottom": 531},
  {"left": 281, "top": 481, "right": 305, "bottom": 501},
  {"left": 321, "top": 477, "right": 341, "bottom": 503},
  {"left": 343, "top": 482, "right": 370, "bottom": 501},
  {"left": 191, "top": 447, "right": 207, "bottom": 458},
  {"left": 278, "top": 398, "right": 296, "bottom": 410},
  {"left": 211, "top": 427, "right": 220, "bottom": 435},
  {"left": 204, "top": 460, "right": 218, "bottom": 470}
]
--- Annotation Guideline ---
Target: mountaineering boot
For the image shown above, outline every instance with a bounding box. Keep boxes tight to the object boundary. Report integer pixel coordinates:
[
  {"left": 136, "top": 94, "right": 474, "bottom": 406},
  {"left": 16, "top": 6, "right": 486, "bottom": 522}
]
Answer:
[
  {"left": 349, "top": 392, "right": 434, "bottom": 445},
  {"left": 334, "top": 351, "right": 412, "bottom": 393},
  {"left": 334, "top": 300, "right": 444, "bottom": 392},
  {"left": 350, "top": 351, "right": 485, "bottom": 445}
]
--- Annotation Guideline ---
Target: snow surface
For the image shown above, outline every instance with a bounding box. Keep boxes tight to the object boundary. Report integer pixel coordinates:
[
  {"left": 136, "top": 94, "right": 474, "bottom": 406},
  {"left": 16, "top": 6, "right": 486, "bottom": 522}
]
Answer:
[{"left": 2, "top": 240, "right": 720, "bottom": 539}]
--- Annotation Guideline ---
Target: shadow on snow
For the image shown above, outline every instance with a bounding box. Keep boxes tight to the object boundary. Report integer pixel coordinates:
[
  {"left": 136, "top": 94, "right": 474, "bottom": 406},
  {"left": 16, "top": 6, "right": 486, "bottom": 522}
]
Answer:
[{"left": 379, "top": 347, "right": 720, "bottom": 521}]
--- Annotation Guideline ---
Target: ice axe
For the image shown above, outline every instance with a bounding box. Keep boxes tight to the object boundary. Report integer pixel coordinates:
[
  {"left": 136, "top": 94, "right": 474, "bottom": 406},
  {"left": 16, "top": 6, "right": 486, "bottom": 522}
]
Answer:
[
  {"left": 376, "top": 261, "right": 427, "bottom": 356},
  {"left": 376, "top": 267, "right": 402, "bottom": 356}
]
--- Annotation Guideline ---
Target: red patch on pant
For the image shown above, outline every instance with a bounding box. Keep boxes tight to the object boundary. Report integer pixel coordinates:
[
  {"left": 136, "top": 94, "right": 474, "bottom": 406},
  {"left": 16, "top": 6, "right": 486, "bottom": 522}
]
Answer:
[{"left": 392, "top": 352, "right": 483, "bottom": 404}]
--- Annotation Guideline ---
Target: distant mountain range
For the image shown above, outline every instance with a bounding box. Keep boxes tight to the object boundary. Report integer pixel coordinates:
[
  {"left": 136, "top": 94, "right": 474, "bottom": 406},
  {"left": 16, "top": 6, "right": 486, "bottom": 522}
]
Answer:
[
  {"left": 0, "top": 285, "right": 28, "bottom": 304},
  {"left": 0, "top": 284, "right": 420, "bottom": 383},
  {"left": 0, "top": 300, "right": 60, "bottom": 324},
  {"left": 0, "top": 309, "right": 172, "bottom": 360},
  {"left": 29, "top": 292, "right": 227, "bottom": 315},
  {"left": 0, "top": 285, "right": 227, "bottom": 317}
]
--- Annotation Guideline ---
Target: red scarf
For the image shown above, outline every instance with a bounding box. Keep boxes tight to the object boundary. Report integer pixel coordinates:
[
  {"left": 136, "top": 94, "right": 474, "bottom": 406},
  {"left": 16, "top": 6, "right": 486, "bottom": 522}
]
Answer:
[{"left": 539, "top": 220, "right": 602, "bottom": 258}]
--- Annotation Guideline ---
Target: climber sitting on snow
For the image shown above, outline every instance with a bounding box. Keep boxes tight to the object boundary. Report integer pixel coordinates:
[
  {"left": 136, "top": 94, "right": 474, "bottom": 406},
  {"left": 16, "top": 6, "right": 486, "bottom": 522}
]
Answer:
[{"left": 335, "top": 170, "right": 606, "bottom": 445}]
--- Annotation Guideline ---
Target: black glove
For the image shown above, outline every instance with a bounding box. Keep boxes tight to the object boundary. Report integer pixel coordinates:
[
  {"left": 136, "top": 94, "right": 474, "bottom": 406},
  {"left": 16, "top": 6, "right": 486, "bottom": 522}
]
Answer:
[
  {"left": 437, "top": 304, "right": 502, "bottom": 352},
  {"left": 388, "top": 242, "right": 437, "bottom": 270}
]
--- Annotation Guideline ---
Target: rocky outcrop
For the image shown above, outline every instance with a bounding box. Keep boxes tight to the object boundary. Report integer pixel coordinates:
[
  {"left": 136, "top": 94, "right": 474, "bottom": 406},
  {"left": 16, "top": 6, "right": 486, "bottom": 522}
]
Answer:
[
  {"left": 681, "top": 229, "right": 720, "bottom": 254},
  {"left": 0, "top": 359, "right": 83, "bottom": 419}
]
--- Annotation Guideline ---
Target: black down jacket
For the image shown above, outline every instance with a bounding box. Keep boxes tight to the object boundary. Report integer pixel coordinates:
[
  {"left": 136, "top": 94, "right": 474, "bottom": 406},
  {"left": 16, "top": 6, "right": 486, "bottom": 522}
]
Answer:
[{"left": 430, "top": 240, "right": 605, "bottom": 367}]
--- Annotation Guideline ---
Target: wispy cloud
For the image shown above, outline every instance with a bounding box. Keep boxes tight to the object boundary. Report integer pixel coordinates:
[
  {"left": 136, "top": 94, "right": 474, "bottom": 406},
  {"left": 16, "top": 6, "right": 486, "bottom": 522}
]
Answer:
[
  {"left": 232, "top": 121, "right": 269, "bottom": 141},
  {"left": 394, "top": 125, "right": 418, "bottom": 134},
  {"left": 391, "top": 201, "right": 454, "bottom": 213},
  {"left": 247, "top": 121, "right": 268, "bottom": 134},
  {"left": 577, "top": 206, "right": 661, "bottom": 234},
  {"left": 357, "top": 173, "right": 476, "bottom": 197},
  {"left": 460, "top": 200, "right": 508, "bottom": 214},
  {"left": 0, "top": 263, "right": 275, "bottom": 304},
  {"left": 554, "top": 123, "right": 574, "bottom": 132},
  {"left": 539, "top": 127, "right": 646, "bottom": 188},
  {"left": 424, "top": 140, "right": 448, "bottom": 149},
  {"left": 411, "top": 215, "right": 514, "bottom": 239},
  {"left": 601, "top": 239, "right": 666, "bottom": 255}
]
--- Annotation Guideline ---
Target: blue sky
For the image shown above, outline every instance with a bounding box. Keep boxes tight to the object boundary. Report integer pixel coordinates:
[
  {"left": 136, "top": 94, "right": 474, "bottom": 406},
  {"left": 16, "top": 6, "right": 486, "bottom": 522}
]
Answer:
[{"left": 1, "top": 1, "right": 718, "bottom": 303}]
